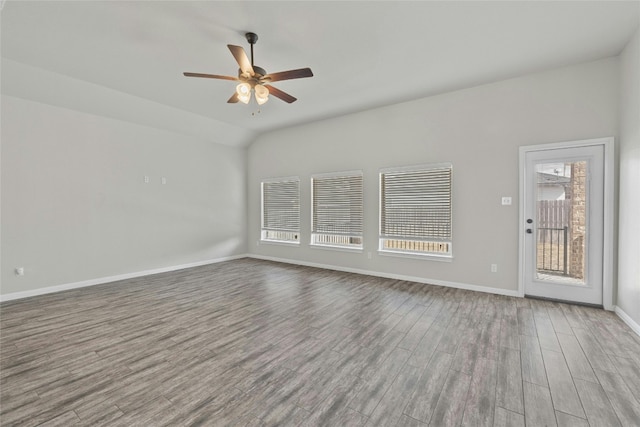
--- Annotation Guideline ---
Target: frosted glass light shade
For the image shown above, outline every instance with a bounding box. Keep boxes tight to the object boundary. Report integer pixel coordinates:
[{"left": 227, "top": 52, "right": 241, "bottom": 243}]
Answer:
[
  {"left": 236, "top": 82, "right": 251, "bottom": 104},
  {"left": 254, "top": 84, "right": 269, "bottom": 105}
]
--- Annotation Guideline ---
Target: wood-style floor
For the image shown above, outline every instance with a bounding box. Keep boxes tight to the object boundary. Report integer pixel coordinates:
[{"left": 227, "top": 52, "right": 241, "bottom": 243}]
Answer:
[{"left": 1, "top": 259, "right": 639, "bottom": 426}]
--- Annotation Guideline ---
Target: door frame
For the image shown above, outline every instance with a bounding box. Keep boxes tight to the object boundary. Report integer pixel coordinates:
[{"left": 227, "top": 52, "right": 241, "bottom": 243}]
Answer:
[{"left": 518, "top": 137, "right": 615, "bottom": 310}]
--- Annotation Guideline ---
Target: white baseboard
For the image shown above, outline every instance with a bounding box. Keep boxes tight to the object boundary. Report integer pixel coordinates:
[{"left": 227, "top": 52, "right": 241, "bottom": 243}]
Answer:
[
  {"left": 248, "top": 254, "right": 520, "bottom": 297},
  {"left": 1, "top": 253, "right": 524, "bottom": 303},
  {"left": 614, "top": 306, "right": 640, "bottom": 337},
  {"left": 0, "top": 254, "right": 248, "bottom": 303}
]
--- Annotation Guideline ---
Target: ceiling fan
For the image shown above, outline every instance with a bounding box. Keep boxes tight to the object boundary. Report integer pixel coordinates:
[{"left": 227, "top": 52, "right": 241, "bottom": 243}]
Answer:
[{"left": 184, "top": 32, "right": 313, "bottom": 105}]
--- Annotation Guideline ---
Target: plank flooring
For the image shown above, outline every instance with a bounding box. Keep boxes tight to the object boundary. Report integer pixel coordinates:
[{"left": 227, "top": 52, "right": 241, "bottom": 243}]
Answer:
[{"left": 1, "top": 258, "right": 640, "bottom": 426}]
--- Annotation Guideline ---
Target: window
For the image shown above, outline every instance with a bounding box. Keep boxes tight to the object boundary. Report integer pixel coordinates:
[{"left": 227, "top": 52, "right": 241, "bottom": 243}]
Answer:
[
  {"left": 261, "top": 177, "right": 300, "bottom": 243},
  {"left": 311, "top": 171, "right": 363, "bottom": 249},
  {"left": 379, "top": 163, "right": 452, "bottom": 257}
]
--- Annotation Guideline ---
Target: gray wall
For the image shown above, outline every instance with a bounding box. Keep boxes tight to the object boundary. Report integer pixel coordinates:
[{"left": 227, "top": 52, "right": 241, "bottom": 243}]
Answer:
[
  {"left": 1, "top": 94, "right": 248, "bottom": 296},
  {"left": 248, "top": 57, "right": 619, "bottom": 293},
  {"left": 617, "top": 28, "right": 640, "bottom": 326},
  {"left": 1, "top": 52, "right": 629, "bottom": 304}
]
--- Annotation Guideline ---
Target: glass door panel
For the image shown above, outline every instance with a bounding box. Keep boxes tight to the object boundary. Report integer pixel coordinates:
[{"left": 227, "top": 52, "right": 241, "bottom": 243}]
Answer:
[{"left": 534, "top": 160, "right": 587, "bottom": 285}]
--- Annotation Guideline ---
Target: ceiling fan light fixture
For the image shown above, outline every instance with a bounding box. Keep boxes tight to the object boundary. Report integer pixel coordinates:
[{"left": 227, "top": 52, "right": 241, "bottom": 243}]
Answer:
[
  {"left": 236, "top": 82, "right": 251, "bottom": 104},
  {"left": 255, "top": 84, "right": 269, "bottom": 105},
  {"left": 184, "top": 32, "right": 313, "bottom": 105}
]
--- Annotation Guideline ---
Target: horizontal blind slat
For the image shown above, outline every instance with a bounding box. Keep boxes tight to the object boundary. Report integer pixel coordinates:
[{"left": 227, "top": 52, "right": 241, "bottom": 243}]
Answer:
[
  {"left": 312, "top": 174, "right": 363, "bottom": 237},
  {"left": 263, "top": 179, "right": 300, "bottom": 232},
  {"left": 381, "top": 166, "right": 451, "bottom": 241}
]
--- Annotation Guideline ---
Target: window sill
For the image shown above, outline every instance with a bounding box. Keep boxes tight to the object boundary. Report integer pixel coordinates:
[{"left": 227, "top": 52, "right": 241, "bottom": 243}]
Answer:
[
  {"left": 378, "top": 250, "right": 453, "bottom": 262},
  {"left": 310, "top": 244, "right": 363, "bottom": 253},
  {"left": 259, "top": 240, "right": 300, "bottom": 247}
]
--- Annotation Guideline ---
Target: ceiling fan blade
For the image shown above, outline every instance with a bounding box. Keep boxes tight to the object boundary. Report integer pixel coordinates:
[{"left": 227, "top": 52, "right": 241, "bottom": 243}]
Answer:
[
  {"left": 264, "top": 68, "right": 313, "bottom": 83},
  {"left": 265, "top": 85, "right": 297, "bottom": 103},
  {"left": 227, "top": 93, "right": 239, "bottom": 103},
  {"left": 228, "top": 45, "right": 254, "bottom": 76},
  {"left": 183, "top": 72, "right": 238, "bottom": 81}
]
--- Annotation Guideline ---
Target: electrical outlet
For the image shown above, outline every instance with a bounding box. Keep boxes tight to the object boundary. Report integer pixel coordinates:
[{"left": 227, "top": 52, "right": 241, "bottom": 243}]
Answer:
[
  {"left": 144, "top": 176, "right": 150, "bottom": 184},
  {"left": 15, "top": 267, "right": 25, "bottom": 276},
  {"left": 501, "top": 197, "right": 512, "bottom": 205},
  {"left": 491, "top": 264, "right": 498, "bottom": 273}
]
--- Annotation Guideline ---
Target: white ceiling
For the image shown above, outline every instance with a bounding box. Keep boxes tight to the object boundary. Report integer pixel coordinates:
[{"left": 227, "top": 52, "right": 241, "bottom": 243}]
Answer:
[{"left": 2, "top": 1, "right": 638, "bottom": 146}]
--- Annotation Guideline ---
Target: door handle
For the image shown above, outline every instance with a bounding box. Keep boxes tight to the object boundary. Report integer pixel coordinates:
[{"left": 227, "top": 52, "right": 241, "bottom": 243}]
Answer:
[
  {"left": 526, "top": 229, "right": 532, "bottom": 234},
  {"left": 527, "top": 219, "right": 533, "bottom": 224}
]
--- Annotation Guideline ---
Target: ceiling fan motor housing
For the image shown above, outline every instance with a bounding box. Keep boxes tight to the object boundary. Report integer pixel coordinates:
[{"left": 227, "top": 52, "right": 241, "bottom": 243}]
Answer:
[
  {"left": 248, "top": 66, "right": 267, "bottom": 78},
  {"left": 239, "top": 66, "right": 267, "bottom": 86},
  {"left": 245, "top": 32, "right": 259, "bottom": 45}
]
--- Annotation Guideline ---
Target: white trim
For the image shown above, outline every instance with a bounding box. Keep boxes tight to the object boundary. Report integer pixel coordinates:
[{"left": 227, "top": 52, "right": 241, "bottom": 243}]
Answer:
[
  {"left": 518, "top": 146, "right": 527, "bottom": 297},
  {"left": 615, "top": 306, "right": 640, "bottom": 337},
  {"left": 518, "top": 137, "right": 614, "bottom": 152},
  {"left": 310, "top": 169, "right": 363, "bottom": 179},
  {"left": 0, "top": 254, "right": 248, "bottom": 302},
  {"left": 309, "top": 244, "right": 363, "bottom": 253},
  {"left": 259, "top": 239, "right": 300, "bottom": 247},
  {"left": 379, "top": 162, "right": 453, "bottom": 174},
  {"left": 261, "top": 175, "right": 300, "bottom": 183},
  {"left": 518, "top": 137, "right": 615, "bottom": 308},
  {"left": 602, "top": 140, "right": 615, "bottom": 310},
  {"left": 377, "top": 249, "right": 453, "bottom": 262},
  {"left": 248, "top": 254, "right": 520, "bottom": 297}
]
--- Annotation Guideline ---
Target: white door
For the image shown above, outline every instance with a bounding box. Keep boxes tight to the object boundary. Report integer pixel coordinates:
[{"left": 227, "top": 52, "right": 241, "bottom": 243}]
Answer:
[{"left": 522, "top": 144, "right": 605, "bottom": 306}]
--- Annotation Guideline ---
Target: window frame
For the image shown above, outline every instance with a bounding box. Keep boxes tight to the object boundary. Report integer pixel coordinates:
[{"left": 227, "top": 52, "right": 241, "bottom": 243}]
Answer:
[
  {"left": 260, "top": 176, "right": 301, "bottom": 245},
  {"left": 310, "top": 170, "right": 364, "bottom": 251},
  {"left": 378, "top": 162, "right": 453, "bottom": 260}
]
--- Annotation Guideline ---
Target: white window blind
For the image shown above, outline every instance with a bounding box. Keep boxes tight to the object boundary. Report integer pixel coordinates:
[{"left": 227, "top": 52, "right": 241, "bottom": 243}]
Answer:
[
  {"left": 261, "top": 178, "right": 300, "bottom": 243},
  {"left": 311, "top": 172, "right": 363, "bottom": 249},
  {"left": 380, "top": 164, "right": 452, "bottom": 256}
]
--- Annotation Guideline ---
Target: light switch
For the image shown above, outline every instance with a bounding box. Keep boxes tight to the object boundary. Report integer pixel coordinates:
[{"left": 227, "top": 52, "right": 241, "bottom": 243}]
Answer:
[{"left": 501, "top": 196, "right": 512, "bottom": 205}]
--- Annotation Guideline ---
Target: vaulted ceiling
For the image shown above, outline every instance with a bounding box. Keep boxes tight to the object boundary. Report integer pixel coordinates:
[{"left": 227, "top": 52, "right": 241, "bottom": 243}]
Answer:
[{"left": 2, "top": 1, "right": 638, "bottom": 146}]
